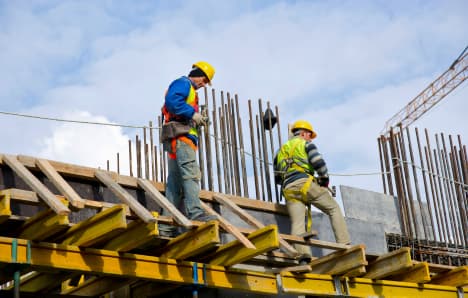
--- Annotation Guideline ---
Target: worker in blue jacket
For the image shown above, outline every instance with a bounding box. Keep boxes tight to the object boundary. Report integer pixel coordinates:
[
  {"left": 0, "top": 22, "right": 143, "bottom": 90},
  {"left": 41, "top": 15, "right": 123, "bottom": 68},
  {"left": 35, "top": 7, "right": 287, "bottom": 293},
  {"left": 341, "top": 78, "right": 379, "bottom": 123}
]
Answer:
[{"left": 159, "top": 61, "right": 216, "bottom": 237}]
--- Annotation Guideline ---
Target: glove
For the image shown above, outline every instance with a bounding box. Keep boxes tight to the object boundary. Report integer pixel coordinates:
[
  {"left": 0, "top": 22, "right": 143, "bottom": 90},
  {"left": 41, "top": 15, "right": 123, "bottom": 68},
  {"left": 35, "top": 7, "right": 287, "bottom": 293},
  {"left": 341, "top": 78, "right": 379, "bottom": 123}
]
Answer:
[
  {"left": 192, "top": 112, "right": 207, "bottom": 126},
  {"left": 317, "top": 176, "right": 329, "bottom": 188}
]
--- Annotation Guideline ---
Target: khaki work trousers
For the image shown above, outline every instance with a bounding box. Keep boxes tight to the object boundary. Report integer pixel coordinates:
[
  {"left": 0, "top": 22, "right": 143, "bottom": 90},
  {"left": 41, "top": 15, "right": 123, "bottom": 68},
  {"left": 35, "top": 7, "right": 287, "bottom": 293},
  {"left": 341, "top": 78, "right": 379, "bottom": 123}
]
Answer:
[{"left": 285, "top": 178, "right": 350, "bottom": 256}]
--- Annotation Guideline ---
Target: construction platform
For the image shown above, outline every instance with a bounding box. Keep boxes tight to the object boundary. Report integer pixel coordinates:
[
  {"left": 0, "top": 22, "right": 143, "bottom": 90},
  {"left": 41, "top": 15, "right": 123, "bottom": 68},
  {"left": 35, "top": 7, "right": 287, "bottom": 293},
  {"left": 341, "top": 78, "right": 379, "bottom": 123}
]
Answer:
[{"left": 0, "top": 154, "right": 466, "bottom": 297}]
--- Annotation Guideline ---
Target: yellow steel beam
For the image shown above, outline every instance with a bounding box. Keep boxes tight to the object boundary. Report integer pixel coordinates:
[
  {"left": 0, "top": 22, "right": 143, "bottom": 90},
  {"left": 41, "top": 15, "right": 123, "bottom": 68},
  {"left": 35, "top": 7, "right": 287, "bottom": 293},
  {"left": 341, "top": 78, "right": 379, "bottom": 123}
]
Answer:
[
  {"left": 388, "top": 262, "right": 431, "bottom": 284},
  {"left": 0, "top": 192, "right": 12, "bottom": 224},
  {"left": 309, "top": 244, "right": 367, "bottom": 275},
  {"left": 161, "top": 220, "right": 220, "bottom": 260},
  {"left": 62, "top": 276, "right": 131, "bottom": 296},
  {"left": 431, "top": 266, "right": 468, "bottom": 287},
  {"left": 364, "top": 247, "right": 413, "bottom": 280},
  {"left": 280, "top": 273, "right": 466, "bottom": 297},
  {"left": 59, "top": 204, "right": 127, "bottom": 247},
  {"left": 14, "top": 271, "right": 73, "bottom": 293},
  {"left": 208, "top": 225, "right": 279, "bottom": 266},
  {"left": 19, "top": 203, "right": 69, "bottom": 241},
  {"left": 102, "top": 213, "right": 158, "bottom": 252},
  {"left": 0, "top": 237, "right": 278, "bottom": 295}
]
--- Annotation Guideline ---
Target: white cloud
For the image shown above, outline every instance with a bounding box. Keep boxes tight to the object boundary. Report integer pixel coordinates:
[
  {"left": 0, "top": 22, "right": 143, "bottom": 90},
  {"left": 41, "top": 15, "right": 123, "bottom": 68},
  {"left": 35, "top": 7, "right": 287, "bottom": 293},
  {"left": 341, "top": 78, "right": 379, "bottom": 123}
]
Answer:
[{"left": 37, "top": 111, "right": 132, "bottom": 171}]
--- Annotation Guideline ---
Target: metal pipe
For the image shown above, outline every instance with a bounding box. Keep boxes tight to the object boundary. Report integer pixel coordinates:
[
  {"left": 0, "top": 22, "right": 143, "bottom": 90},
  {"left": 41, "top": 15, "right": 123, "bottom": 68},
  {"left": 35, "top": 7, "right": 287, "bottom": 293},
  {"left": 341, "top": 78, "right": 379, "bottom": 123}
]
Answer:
[
  {"left": 440, "top": 133, "right": 462, "bottom": 246},
  {"left": 235, "top": 94, "right": 249, "bottom": 198},
  {"left": 149, "top": 121, "right": 155, "bottom": 180},
  {"left": 256, "top": 114, "right": 266, "bottom": 201},
  {"left": 415, "top": 127, "right": 436, "bottom": 241},
  {"left": 219, "top": 107, "right": 229, "bottom": 194},
  {"left": 424, "top": 145, "right": 444, "bottom": 243},
  {"left": 117, "top": 153, "right": 120, "bottom": 175},
  {"left": 203, "top": 87, "right": 214, "bottom": 191},
  {"left": 381, "top": 135, "right": 395, "bottom": 196},
  {"left": 389, "top": 128, "right": 409, "bottom": 236},
  {"left": 212, "top": 89, "right": 223, "bottom": 193},
  {"left": 405, "top": 127, "right": 429, "bottom": 241},
  {"left": 398, "top": 124, "right": 418, "bottom": 239},
  {"left": 128, "top": 139, "right": 133, "bottom": 177},
  {"left": 258, "top": 99, "right": 273, "bottom": 202},
  {"left": 378, "top": 137, "right": 387, "bottom": 194},
  {"left": 144, "top": 127, "right": 149, "bottom": 179},
  {"left": 248, "top": 100, "right": 260, "bottom": 200},
  {"left": 266, "top": 102, "right": 279, "bottom": 203},
  {"left": 228, "top": 93, "right": 241, "bottom": 195}
]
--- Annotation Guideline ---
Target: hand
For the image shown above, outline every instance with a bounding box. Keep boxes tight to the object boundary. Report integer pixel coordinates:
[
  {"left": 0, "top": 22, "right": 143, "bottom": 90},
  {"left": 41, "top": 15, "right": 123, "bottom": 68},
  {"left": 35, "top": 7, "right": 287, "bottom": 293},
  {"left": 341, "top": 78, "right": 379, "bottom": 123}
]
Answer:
[
  {"left": 192, "top": 112, "right": 206, "bottom": 126},
  {"left": 317, "top": 176, "right": 329, "bottom": 188}
]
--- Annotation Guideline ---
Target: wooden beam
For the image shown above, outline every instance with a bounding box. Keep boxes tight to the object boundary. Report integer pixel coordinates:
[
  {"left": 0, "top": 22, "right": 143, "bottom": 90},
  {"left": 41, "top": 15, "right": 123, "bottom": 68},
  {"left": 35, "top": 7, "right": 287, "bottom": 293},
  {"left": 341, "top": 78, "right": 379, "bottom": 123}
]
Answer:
[
  {"left": 309, "top": 244, "right": 367, "bottom": 275},
  {"left": 213, "top": 193, "right": 298, "bottom": 257},
  {"left": 36, "top": 158, "right": 85, "bottom": 209},
  {"left": 200, "top": 200, "right": 256, "bottom": 249},
  {"left": 208, "top": 225, "right": 280, "bottom": 266},
  {"left": 59, "top": 204, "right": 127, "bottom": 247},
  {"left": 137, "top": 178, "right": 193, "bottom": 228},
  {"left": 430, "top": 266, "right": 468, "bottom": 287},
  {"left": 95, "top": 170, "right": 155, "bottom": 223},
  {"left": 2, "top": 154, "right": 70, "bottom": 215},
  {"left": 363, "top": 247, "right": 413, "bottom": 280},
  {"left": 161, "top": 221, "right": 220, "bottom": 260},
  {"left": 9, "top": 155, "right": 290, "bottom": 215}
]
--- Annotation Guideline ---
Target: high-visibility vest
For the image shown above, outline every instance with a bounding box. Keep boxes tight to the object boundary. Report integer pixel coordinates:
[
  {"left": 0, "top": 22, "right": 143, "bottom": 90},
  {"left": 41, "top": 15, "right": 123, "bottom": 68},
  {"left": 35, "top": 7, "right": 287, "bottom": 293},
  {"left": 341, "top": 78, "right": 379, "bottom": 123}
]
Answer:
[
  {"left": 275, "top": 137, "right": 314, "bottom": 178},
  {"left": 162, "top": 84, "right": 199, "bottom": 139}
]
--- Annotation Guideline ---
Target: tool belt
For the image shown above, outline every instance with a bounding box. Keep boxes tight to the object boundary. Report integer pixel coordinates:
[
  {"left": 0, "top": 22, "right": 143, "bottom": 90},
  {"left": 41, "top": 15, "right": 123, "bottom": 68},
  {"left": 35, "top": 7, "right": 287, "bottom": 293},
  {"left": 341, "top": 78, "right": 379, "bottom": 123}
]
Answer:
[{"left": 160, "top": 121, "right": 191, "bottom": 143}]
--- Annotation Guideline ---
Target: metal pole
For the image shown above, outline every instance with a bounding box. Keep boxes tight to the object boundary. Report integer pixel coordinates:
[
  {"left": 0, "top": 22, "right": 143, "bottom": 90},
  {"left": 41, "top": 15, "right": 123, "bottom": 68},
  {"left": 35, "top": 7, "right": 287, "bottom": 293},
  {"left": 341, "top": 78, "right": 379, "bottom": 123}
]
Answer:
[
  {"left": 128, "top": 139, "right": 133, "bottom": 177},
  {"left": 415, "top": 127, "right": 436, "bottom": 241},
  {"left": 144, "top": 127, "right": 149, "bottom": 179},
  {"left": 149, "top": 121, "right": 155, "bottom": 180},
  {"left": 212, "top": 89, "right": 223, "bottom": 193},
  {"left": 219, "top": 106, "right": 230, "bottom": 194},
  {"left": 235, "top": 94, "right": 249, "bottom": 198},
  {"left": 405, "top": 127, "right": 429, "bottom": 241},
  {"left": 228, "top": 93, "right": 241, "bottom": 196},
  {"left": 378, "top": 137, "right": 387, "bottom": 194},
  {"left": 258, "top": 99, "right": 273, "bottom": 202},
  {"left": 203, "top": 87, "right": 214, "bottom": 191},
  {"left": 256, "top": 115, "right": 266, "bottom": 201},
  {"left": 381, "top": 135, "right": 395, "bottom": 196},
  {"left": 248, "top": 100, "right": 260, "bottom": 200},
  {"left": 267, "top": 102, "right": 280, "bottom": 203}
]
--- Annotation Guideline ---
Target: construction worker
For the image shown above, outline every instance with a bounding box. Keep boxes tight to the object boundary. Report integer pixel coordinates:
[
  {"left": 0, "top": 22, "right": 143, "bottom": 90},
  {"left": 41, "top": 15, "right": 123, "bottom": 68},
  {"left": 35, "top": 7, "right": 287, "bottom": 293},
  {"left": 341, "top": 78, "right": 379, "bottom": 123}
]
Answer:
[
  {"left": 274, "top": 120, "right": 350, "bottom": 263},
  {"left": 159, "top": 61, "right": 217, "bottom": 237}
]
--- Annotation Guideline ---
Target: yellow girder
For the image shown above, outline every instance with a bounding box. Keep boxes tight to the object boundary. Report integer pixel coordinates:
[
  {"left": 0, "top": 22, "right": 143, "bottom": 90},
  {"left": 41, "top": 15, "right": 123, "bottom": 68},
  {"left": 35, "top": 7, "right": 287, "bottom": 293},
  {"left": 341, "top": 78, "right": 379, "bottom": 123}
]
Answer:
[
  {"left": 280, "top": 273, "right": 467, "bottom": 298},
  {"left": 161, "top": 220, "right": 220, "bottom": 259},
  {"left": 19, "top": 207, "right": 69, "bottom": 241},
  {"left": 0, "top": 237, "right": 278, "bottom": 295},
  {"left": 208, "top": 224, "right": 279, "bottom": 266},
  {"left": 0, "top": 191, "right": 12, "bottom": 224}
]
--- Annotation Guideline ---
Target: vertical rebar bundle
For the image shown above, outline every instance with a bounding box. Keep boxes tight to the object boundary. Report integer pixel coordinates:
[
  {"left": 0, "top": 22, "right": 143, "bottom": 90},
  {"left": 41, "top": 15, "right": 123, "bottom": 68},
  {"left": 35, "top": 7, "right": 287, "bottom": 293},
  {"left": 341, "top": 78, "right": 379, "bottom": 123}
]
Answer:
[
  {"left": 112, "top": 87, "right": 284, "bottom": 203},
  {"left": 379, "top": 127, "right": 468, "bottom": 258}
]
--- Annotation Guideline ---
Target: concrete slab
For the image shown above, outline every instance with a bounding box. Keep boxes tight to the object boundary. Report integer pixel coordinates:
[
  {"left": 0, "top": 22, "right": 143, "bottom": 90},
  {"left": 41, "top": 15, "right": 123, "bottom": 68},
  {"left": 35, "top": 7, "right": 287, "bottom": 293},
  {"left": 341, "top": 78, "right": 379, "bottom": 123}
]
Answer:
[{"left": 340, "top": 185, "right": 402, "bottom": 234}]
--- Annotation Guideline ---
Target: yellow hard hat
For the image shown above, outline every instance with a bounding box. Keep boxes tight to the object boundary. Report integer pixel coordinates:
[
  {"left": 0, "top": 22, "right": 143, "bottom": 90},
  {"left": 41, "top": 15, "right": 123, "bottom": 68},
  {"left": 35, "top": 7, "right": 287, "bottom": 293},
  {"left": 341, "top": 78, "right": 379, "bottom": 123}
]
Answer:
[
  {"left": 292, "top": 120, "right": 317, "bottom": 139},
  {"left": 192, "top": 61, "right": 215, "bottom": 84}
]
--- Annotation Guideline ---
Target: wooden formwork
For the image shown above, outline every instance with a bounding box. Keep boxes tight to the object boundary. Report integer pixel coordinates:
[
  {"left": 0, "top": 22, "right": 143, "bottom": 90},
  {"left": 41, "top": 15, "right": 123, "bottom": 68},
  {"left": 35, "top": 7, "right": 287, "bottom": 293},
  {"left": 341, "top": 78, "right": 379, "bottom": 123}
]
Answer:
[{"left": 0, "top": 154, "right": 466, "bottom": 297}]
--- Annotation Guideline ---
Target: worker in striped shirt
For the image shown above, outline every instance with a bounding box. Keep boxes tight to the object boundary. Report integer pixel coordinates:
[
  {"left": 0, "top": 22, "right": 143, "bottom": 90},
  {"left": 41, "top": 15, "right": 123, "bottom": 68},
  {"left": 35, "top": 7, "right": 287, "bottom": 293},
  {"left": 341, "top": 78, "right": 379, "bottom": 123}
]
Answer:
[{"left": 274, "top": 120, "right": 350, "bottom": 264}]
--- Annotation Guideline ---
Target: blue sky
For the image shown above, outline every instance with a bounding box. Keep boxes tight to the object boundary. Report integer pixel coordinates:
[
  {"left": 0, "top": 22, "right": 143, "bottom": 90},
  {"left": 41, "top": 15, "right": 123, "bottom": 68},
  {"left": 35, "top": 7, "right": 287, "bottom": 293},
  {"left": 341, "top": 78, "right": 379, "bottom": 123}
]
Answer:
[{"left": 0, "top": 0, "right": 467, "bottom": 199}]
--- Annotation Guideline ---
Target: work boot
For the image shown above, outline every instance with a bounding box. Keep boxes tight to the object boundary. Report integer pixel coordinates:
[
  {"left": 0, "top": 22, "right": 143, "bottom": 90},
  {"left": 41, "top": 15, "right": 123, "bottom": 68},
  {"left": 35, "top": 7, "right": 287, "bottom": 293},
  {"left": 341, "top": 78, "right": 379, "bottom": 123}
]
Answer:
[
  {"left": 298, "top": 253, "right": 312, "bottom": 266},
  {"left": 158, "top": 224, "right": 177, "bottom": 238},
  {"left": 192, "top": 213, "right": 217, "bottom": 222}
]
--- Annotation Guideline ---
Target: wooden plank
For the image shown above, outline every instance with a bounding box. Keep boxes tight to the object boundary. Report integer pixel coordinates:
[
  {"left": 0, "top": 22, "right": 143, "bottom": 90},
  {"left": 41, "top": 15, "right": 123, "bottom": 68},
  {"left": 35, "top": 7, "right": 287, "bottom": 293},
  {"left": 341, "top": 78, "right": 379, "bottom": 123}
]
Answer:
[
  {"left": 161, "top": 221, "right": 220, "bottom": 260},
  {"left": 2, "top": 154, "right": 70, "bottom": 215},
  {"left": 430, "top": 266, "right": 468, "bottom": 287},
  {"left": 95, "top": 170, "right": 155, "bottom": 223},
  {"left": 364, "top": 247, "right": 413, "bottom": 280},
  {"left": 213, "top": 193, "right": 298, "bottom": 257},
  {"left": 271, "top": 265, "right": 312, "bottom": 273},
  {"left": 36, "top": 158, "right": 85, "bottom": 209},
  {"left": 200, "top": 200, "right": 256, "bottom": 249},
  {"left": 9, "top": 155, "right": 290, "bottom": 215},
  {"left": 137, "top": 178, "right": 193, "bottom": 227},
  {"left": 309, "top": 244, "right": 367, "bottom": 275},
  {"left": 209, "top": 225, "right": 280, "bottom": 266},
  {"left": 59, "top": 204, "right": 127, "bottom": 247},
  {"left": 388, "top": 262, "right": 431, "bottom": 283}
]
